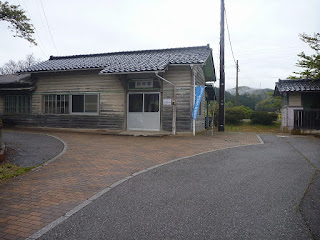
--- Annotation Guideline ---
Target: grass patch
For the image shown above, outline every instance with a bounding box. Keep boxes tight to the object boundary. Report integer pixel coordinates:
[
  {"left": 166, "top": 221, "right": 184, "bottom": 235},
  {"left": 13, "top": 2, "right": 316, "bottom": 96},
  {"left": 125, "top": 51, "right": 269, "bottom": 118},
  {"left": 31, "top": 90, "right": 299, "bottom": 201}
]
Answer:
[
  {"left": 0, "top": 163, "right": 34, "bottom": 185},
  {"left": 225, "top": 121, "right": 281, "bottom": 133}
]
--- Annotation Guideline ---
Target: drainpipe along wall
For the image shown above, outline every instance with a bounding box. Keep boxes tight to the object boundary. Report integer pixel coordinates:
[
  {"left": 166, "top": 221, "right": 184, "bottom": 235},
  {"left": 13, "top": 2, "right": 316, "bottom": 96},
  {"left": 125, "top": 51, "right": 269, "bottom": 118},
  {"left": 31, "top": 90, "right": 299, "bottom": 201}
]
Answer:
[
  {"left": 155, "top": 72, "right": 176, "bottom": 135},
  {"left": 191, "top": 65, "right": 196, "bottom": 136}
]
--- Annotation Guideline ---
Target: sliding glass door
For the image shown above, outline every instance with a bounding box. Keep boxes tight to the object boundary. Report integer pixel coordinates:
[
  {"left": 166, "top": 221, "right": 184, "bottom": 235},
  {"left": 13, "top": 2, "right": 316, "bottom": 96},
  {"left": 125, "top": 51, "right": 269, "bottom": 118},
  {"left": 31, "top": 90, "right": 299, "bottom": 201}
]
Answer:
[{"left": 127, "top": 93, "right": 160, "bottom": 131}]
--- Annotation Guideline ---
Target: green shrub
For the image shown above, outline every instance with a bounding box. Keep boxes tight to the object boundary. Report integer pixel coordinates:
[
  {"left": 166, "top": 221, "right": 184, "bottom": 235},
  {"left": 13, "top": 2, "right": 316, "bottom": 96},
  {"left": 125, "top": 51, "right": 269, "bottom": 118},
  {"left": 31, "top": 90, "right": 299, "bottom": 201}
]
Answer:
[
  {"left": 236, "top": 105, "right": 252, "bottom": 119},
  {"left": 225, "top": 107, "right": 246, "bottom": 125},
  {"left": 250, "top": 111, "right": 278, "bottom": 125}
]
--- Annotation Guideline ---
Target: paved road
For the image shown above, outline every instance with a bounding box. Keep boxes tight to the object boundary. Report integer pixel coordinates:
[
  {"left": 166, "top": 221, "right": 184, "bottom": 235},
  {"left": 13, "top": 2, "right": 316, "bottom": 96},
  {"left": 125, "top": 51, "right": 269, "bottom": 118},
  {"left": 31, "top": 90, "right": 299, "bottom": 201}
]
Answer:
[
  {"left": 35, "top": 135, "right": 320, "bottom": 239},
  {"left": 2, "top": 131, "right": 65, "bottom": 167},
  {"left": 0, "top": 130, "right": 259, "bottom": 240},
  {"left": 37, "top": 135, "right": 320, "bottom": 240}
]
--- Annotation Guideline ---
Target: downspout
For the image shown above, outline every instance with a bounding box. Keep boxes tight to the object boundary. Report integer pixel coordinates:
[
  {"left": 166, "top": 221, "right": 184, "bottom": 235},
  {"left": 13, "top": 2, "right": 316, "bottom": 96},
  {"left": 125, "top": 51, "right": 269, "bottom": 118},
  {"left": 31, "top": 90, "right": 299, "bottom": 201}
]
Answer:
[
  {"left": 191, "top": 65, "right": 196, "bottom": 136},
  {"left": 155, "top": 72, "right": 176, "bottom": 135},
  {"left": 206, "top": 95, "right": 209, "bottom": 129}
]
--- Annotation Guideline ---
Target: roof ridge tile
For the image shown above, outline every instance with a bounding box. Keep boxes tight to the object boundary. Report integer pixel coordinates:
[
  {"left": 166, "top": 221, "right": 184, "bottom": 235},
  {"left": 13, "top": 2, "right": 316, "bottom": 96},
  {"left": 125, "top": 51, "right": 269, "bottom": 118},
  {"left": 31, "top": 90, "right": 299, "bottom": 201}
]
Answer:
[{"left": 49, "top": 45, "right": 210, "bottom": 60}]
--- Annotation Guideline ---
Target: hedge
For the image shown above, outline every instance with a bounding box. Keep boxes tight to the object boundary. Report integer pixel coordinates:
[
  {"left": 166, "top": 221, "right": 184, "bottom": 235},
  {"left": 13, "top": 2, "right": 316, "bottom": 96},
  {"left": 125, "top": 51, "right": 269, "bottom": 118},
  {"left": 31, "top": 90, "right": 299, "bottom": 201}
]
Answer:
[{"left": 250, "top": 111, "right": 278, "bottom": 125}]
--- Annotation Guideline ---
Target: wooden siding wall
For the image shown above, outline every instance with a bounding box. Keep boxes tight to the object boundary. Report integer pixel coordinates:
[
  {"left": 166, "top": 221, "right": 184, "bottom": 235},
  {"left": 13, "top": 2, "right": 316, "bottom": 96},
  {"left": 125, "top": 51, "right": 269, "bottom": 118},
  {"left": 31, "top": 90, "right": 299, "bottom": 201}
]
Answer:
[
  {"left": 0, "top": 67, "right": 207, "bottom": 132},
  {"left": 162, "top": 66, "right": 193, "bottom": 132},
  {"left": 193, "top": 65, "right": 206, "bottom": 131},
  {"left": 1, "top": 70, "right": 126, "bottom": 129},
  {"left": 0, "top": 97, "right": 3, "bottom": 113}
]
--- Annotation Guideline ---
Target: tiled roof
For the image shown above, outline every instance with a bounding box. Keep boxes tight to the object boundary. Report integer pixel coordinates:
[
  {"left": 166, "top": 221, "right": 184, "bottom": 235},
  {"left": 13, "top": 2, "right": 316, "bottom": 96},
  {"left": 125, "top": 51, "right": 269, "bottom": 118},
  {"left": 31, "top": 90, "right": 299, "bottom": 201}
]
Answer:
[
  {"left": 0, "top": 74, "right": 35, "bottom": 92},
  {"left": 20, "top": 46, "right": 212, "bottom": 74},
  {"left": 275, "top": 79, "right": 320, "bottom": 94},
  {"left": 0, "top": 74, "right": 32, "bottom": 85}
]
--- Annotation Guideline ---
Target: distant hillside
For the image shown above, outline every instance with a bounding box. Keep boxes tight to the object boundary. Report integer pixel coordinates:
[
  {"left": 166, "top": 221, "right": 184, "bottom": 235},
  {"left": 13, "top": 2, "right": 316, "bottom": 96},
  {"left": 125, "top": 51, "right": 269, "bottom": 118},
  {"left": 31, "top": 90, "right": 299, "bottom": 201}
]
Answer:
[
  {"left": 214, "top": 86, "right": 275, "bottom": 110},
  {"left": 227, "top": 86, "right": 273, "bottom": 99}
]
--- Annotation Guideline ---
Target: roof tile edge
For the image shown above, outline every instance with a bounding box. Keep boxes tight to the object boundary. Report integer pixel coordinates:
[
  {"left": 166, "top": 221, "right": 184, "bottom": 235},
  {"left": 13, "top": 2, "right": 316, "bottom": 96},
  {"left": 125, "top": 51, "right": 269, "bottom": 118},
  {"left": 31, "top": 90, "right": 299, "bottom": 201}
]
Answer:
[{"left": 49, "top": 45, "right": 211, "bottom": 60}]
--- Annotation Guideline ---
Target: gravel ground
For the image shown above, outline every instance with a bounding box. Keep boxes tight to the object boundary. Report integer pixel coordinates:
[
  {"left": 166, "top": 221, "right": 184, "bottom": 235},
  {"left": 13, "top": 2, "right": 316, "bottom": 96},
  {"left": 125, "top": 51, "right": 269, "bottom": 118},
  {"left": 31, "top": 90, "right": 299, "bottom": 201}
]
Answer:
[{"left": 2, "top": 131, "right": 65, "bottom": 167}]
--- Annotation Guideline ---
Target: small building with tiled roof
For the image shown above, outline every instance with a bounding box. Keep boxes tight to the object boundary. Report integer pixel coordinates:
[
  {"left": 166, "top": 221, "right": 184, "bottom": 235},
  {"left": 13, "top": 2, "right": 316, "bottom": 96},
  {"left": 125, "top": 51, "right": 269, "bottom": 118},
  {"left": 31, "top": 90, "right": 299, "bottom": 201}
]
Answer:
[
  {"left": 274, "top": 79, "right": 320, "bottom": 132},
  {"left": 0, "top": 45, "right": 216, "bottom": 134}
]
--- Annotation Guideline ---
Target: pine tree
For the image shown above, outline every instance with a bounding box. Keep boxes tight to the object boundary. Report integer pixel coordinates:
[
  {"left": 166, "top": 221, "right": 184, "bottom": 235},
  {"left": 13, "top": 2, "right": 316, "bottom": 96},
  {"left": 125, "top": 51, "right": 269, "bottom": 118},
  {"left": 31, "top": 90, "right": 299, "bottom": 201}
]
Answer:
[
  {"left": 0, "top": 1, "right": 36, "bottom": 45},
  {"left": 290, "top": 33, "right": 320, "bottom": 79}
]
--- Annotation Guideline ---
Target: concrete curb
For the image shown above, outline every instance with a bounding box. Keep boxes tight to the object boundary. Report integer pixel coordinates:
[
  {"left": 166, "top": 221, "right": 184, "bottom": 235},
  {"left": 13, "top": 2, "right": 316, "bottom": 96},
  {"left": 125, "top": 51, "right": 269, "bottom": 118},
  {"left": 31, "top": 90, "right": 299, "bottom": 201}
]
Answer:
[
  {"left": 26, "top": 134, "right": 68, "bottom": 174},
  {"left": 26, "top": 134, "right": 263, "bottom": 240},
  {"left": 43, "top": 134, "right": 68, "bottom": 166}
]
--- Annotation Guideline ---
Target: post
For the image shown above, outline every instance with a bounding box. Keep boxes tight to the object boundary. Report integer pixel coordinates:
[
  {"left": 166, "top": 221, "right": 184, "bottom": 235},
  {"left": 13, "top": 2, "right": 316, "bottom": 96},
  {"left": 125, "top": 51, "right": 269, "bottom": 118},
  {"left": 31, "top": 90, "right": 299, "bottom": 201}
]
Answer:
[
  {"left": 172, "top": 86, "right": 176, "bottom": 135},
  {"left": 192, "top": 66, "right": 196, "bottom": 136},
  {"left": 206, "top": 97, "right": 209, "bottom": 129},
  {"left": 218, "top": 0, "right": 225, "bottom": 131},
  {"left": 235, "top": 60, "right": 239, "bottom": 106}
]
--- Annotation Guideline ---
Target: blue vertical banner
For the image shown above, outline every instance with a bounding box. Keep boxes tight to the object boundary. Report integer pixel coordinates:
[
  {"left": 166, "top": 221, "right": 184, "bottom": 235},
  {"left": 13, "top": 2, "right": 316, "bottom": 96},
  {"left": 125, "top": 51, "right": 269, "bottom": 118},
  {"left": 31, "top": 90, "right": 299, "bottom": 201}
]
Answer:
[{"left": 192, "top": 86, "right": 206, "bottom": 120}]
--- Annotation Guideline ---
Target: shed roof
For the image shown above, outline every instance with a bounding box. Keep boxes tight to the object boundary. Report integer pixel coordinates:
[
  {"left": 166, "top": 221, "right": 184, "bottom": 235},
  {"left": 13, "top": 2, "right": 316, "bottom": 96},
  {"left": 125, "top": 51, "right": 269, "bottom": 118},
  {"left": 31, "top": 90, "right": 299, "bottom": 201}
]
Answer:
[
  {"left": 0, "top": 74, "right": 31, "bottom": 85},
  {"left": 19, "top": 45, "right": 215, "bottom": 81},
  {"left": 274, "top": 79, "right": 320, "bottom": 95},
  {"left": 0, "top": 74, "right": 36, "bottom": 92}
]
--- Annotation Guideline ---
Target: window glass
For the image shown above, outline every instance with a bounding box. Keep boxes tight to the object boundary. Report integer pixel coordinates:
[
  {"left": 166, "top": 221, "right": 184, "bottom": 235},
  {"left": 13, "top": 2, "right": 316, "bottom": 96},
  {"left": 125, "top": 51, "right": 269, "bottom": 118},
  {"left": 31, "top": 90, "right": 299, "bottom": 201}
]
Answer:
[
  {"left": 85, "top": 95, "right": 98, "bottom": 112},
  {"left": 44, "top": 95, "right": 55, "bottom": 114},
  {"left": 4, "top": 95, "right": 30, "bottom": 114},
  {"left": 144, "top": 94, "right": 159, "bottom": 112},
  {"left": 72, "top": 95, "right": 84, "bottom": 112},
  {"left": 129, "top": 94, "right": 143, "bottom": 112},
  {"left": 57, "top": 95, "right": 69, "bottom": 114},
  {"left": 44, "top": 95, "right": 69, "bottom": 114}
]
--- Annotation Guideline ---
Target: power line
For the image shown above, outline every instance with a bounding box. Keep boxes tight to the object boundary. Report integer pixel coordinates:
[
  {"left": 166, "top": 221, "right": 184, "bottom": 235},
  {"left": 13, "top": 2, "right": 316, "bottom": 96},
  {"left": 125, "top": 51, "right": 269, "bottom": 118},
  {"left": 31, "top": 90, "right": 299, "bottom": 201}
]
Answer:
[
  {"left": 224, "top": 6, "right": 237, "bottom": 66},
  {"left": 18, "top": 0, "right": 49, "bottom": 58},
  {"left": 39, "top": 0, "right": 58, "bottom": 55}
]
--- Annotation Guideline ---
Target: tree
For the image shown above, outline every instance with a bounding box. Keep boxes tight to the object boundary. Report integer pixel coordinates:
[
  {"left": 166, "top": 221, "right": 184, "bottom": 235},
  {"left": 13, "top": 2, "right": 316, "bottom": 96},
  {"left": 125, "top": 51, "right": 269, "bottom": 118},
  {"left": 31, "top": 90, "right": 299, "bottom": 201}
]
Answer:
[
  {"left": 255, "top": 96, "right": 281, "bottom": 112},
  {"left": 0, "top": 1, "right": 36, "bottom": 45},
  {"left": 290, "top": 33, "right": 320, "bottom": 79},
  {"left": 255, "top": 93, "right": 281, "bottom": 112},
  {"left": 0, "top": 54, "right": 41, "bottom": 75}
]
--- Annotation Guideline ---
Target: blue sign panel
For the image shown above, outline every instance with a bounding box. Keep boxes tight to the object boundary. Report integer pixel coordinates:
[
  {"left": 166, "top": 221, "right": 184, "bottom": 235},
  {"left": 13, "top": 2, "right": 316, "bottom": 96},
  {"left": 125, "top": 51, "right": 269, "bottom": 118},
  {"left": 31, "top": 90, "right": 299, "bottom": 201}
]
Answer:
[{"left": 192, "top": 86, "right": 206, "bottom": 120}]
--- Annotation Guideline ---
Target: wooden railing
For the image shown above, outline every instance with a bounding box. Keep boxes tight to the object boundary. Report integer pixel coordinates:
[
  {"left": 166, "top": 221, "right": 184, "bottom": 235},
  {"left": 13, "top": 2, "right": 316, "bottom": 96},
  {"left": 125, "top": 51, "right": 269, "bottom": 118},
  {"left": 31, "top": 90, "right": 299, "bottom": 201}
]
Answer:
[{"left": 294, "top": 110, "right": 320, "bottom": 130}]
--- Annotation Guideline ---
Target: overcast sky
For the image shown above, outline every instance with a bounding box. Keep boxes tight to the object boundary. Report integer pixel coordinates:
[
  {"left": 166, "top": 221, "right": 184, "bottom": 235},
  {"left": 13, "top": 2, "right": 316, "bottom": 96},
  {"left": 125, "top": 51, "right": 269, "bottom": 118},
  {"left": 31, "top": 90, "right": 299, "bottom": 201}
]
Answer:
[{"left": 1, "top": 0, "right": 319, "bottom": 89}]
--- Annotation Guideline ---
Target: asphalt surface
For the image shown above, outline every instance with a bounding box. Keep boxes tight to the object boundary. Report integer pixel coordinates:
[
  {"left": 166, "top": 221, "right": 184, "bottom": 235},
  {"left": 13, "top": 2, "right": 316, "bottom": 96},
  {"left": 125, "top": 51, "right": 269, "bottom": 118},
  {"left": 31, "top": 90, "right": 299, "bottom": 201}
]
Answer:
[
  {"left": 38, "top": 135, "right": 319, "bottom": 240},
  {"left": 2, "top": 131, "right": 65, "bottom": 167}
]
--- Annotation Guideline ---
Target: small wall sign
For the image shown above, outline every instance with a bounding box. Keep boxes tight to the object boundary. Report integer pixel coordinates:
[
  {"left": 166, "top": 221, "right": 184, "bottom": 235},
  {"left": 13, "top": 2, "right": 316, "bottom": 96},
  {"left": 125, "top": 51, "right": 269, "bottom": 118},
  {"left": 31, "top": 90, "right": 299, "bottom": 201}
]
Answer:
[
  {"left": 163, "top": 98, "right": 172, "bottom": 106},
  {"left": 135, "top": 80, "right": 153, "bottom": 88}
]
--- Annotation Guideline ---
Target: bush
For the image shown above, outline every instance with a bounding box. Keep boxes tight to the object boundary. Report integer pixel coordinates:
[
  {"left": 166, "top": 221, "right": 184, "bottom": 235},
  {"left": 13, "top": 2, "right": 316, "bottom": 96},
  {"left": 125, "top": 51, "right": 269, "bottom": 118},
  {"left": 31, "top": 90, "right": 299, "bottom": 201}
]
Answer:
[
  {"left": 255, "top": 95, "right": 281, "bottom": 112},
  {"left": 250, "top": 111, "right": 278, "bottom": 125},
  {"left": 236, "top": 105, "right": 252, "bottom": 119},
  {"left": 225, "top": 107, "right": 246, "bottom": 125}
]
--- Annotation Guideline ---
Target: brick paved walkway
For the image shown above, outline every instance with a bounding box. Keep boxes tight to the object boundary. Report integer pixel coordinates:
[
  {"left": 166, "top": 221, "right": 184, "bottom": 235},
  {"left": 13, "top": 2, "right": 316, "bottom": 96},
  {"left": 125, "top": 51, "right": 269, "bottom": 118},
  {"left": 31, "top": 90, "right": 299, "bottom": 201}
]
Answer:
[{"left": 0, "top": 129, "right": 260, "bottom": 240}]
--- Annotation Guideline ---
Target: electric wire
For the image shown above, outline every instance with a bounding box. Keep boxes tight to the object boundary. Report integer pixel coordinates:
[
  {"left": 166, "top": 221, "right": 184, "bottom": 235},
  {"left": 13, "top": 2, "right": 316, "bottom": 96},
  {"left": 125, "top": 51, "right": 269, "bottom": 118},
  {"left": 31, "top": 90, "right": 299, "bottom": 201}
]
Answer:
[
  {"left": 224, "top": 6, "right": 237, "bottom": 68},
  {"left": 17, "top": 0, "right": 49, "bottom": 58},
  {"left": 39, "top": 0, "right": 58, "bottom": 55}
]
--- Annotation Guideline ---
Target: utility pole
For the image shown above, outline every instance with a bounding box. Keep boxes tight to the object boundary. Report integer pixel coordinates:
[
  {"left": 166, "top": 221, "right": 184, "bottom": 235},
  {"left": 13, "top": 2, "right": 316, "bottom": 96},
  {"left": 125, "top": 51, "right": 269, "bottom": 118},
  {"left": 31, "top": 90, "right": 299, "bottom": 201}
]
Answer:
[
  {"left": 218, "top": 0, "right": 225, "bottom": 132},
  {"left": 235, "top": 60, "right": 239, "bottom": 106}
]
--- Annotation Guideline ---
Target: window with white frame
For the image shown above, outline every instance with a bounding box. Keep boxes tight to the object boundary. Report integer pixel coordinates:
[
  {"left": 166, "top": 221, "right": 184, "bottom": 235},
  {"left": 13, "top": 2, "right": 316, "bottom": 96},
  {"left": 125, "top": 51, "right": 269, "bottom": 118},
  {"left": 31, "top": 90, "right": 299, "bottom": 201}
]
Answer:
[
  {"left": 4, "top": 95, "right": 30, "bottom": 114},
  {"left": 43, "top": 94, "right": 99, "bottom": 114},
  {"left": 71, "top": 94, "right": 98, "bottom": 113},
  {"left": 44, "top": 94, "right": 69, "bottom": 114}
]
